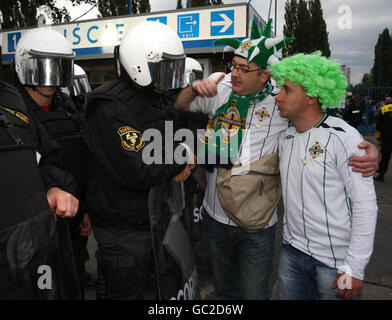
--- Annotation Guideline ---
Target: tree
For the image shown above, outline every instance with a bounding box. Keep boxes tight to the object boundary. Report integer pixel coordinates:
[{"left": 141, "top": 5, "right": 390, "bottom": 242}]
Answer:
[
  {"left": 283, "top": 0, "right": 297, "bottom": 57},
  {"left": 293, "top": 0, "right": 313, "bottom": 54},
  {"left": 97, "top": 0, "right": 128, "bottom": 17},
  {"left": 138, "top": 0, "right": 151, "bottom": 13},
  {"left": 191, "top": 0, "right": 209, "bottom": 7},
  {"left": 309, "top": 0, "right": 330, "bottom": 57},
  {"left": 372, "top": 28, "right": 392, "bottom": 86},
  {"left": 283, "top": 0, "right": 330, "bottom": 57},
  {"left": 0, "top": 0, "right": 87, "bottom": 29},
  {"left": 177, "top": 0, "right": 183, "bottom": 9},
  {"left": 97, "top": 0, "right": 150, "bottom": 17},
  {"left": 361, "top": 73, "right": 372, "bottom": 87}
]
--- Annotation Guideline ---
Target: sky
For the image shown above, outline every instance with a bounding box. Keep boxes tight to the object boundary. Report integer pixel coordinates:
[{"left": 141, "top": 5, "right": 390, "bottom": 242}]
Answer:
[{"left": 58, "top": 0, "right": 392, "bottom": 85}]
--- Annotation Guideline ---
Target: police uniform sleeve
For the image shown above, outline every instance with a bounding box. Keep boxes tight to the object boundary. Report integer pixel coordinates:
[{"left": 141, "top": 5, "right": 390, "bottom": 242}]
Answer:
[
  {"left": 84, "top": 99, "right": 187, "bottom": 190},
  {"left": 375, "top": 108, "right": 383, "bottom": 140},
  {"left": 30, "top": 111, "right": 78, "bottom": 194}
]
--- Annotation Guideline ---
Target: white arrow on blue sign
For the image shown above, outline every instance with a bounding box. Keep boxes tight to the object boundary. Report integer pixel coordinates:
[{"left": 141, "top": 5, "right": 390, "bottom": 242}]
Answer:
[
  {"left": 210, "top": 10, "right": 234, "bottom": 36},
  {"left": 178, "top": 13, "right": 200, "bottom": 39}
]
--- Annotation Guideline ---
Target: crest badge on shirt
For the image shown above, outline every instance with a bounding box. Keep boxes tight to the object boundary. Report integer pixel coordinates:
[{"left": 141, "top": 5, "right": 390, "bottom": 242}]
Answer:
[
  {"left": 118, "top": 126, "right": 145, "bottom": 152},
  {"left": 308, "top": 141, "right": 324, "bottom": 159},
  {"left": 255, "top": 107, "right": 271, "bottom": 122}
]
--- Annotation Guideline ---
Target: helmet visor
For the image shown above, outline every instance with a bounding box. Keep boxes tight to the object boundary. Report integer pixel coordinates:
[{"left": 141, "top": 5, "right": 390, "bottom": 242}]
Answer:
[
  {"left": 20, "top": 50, "right": 74, "bottom": 87},
  {"left": 72, "top": 76, "right": 92, "bottom": 96},
  {"left": 185, "top": 69, "right": 203, "bottom": 87},
  {"left": 148, "top": 52, "right": 186, "bottom": 91}
]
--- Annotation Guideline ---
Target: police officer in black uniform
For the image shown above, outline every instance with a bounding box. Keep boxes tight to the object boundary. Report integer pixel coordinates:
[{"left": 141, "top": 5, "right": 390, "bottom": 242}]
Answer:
[
  {"left": 66, "top": 63, "right": 92, "bottom": 115},
  {"left": 343, "top": 98, "right": 362, "bottom": 128},
  {"left": 13, "top": 28, "right": 93, "bottom": 296},
  {"left": 375, "top": 97, "right": 392, "bottom": 181},
  {"left": 0, "top": 79, "right": 80, "bottom": 299},
  {"left": 83, "top": 21, "right": 195, "bottom": 300}
]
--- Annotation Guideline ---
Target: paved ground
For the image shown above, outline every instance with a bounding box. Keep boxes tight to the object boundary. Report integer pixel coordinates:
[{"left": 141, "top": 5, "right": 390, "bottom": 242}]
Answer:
[{"left": 84, "top": 135, "right": 392, "bottom": 300}]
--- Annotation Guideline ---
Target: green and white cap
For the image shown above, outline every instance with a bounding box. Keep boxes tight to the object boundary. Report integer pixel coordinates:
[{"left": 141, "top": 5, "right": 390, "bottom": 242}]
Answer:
[{"left": 214, "top": 19, "right": 294, "bottom": 68}]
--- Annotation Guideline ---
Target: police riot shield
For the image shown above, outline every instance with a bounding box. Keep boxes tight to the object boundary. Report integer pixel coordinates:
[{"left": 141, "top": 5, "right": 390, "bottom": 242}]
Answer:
[
  {"left": 148, "top": 181, "right": 200, "bottom": 300},
  {"left": 183, "top": 167, "right": 207, "bottom": 244},
  {"left": 0, "top": 99, "right": 81, "bottom": 299},
  {"left": 0, "top": 210, "right": 82, "bottom": 299}
]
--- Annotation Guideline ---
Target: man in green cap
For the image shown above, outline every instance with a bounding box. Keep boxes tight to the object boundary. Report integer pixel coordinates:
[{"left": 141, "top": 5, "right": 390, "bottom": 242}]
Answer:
[{"left": 175, "top": 20, "right": 378, "bottom": 299}]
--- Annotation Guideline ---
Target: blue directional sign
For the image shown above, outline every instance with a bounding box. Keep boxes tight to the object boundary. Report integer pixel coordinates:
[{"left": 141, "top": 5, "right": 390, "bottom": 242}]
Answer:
[
  {"left": 177, "top": 13, "right": 199, "bottom": 39},
  {"left": 7, "top": 32, "right": 21, "bottom": 52},
  {"left": 147, "top": 16, "right": 167, "bottom": 25},
  {"left": 211, "top": 10, "right": 234, "bottom": 36}
]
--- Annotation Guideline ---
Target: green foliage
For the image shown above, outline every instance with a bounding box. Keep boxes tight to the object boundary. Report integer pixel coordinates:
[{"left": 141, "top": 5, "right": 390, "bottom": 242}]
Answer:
[
  {"left": 177, "top": 0, "right": 183, "bottom": 9},
  {"left": 188, "top": 0, "right": 223, "bottom": 8},
  {"left": 293, "top": 0, "right": 312, "bottom": 53},
  {"left": 97, "top": 0, "right": 128, "bottom": 17},
  {"left": 283, "top": 0, "right": 297, "bottom": 57},
  {"left": 138, "top": 0, "right": 151, "bottom": 13},
  {"left": 97, "top": 0, "right": 150, "bottom": 17},
  {"left": 191, "top": 0, "right": 209, "bottom": 7},
  {"left": 361, "top": 73, "right": 373, "bottom": 87},
  {"left": 283, "top": 0, "right": 330, "bottom": 57},
  {"left": 309, "top": 0, "right": 330, "bottom": 57},
  {"left": 0, "top": 0, "right": 151, "bottom": 30},
  {"left": 371, "top": 28, "right": 392, "bottom": 86},
  {"left": 0, "top": 0, "right": 78, "bottom": 29}
]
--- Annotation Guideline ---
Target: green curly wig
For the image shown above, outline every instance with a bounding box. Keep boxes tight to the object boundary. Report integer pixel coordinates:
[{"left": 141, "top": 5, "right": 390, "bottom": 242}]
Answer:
[{"left": 269, "top": 51, "right": 348, "bottom": 110}]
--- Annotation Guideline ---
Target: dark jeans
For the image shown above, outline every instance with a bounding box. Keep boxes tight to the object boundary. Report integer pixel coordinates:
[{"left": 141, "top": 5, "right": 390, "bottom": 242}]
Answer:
[
  {"left": 202, "top": 212, "right": 276, "bottom": 300},
  {"left": 93, "top": 225, "right": 152, "bottom": 300},
  {"left": 379, "top": 140, "right": 392, "bottom": 175},
  {"left": 278, "top": 244, "right": 361, "bottom": 300}
]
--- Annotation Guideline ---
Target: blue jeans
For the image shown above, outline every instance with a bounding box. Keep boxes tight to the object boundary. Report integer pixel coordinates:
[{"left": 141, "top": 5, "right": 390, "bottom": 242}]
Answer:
[
  {"left": 278, "top": 244, "right": 362, "bottom": 300},
  {"left": 202, "top": 213, "right": 276, "bottom": 300}
]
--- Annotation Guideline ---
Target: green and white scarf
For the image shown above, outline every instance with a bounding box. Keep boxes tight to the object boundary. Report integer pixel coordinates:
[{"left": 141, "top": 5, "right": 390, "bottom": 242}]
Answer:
[{"left": 201, "top": 81, "right": 273, "bottom": 166}]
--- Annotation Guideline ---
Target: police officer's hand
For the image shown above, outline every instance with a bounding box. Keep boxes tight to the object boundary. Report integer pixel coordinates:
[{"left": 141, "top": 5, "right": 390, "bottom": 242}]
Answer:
[
  {"left": 79, "top": 213, "right": 92, "bottom": 237},
  {"left": 172, "top": 164, "right": 193, "bottom": 182},
  {"left": 46, "top": 187, "right": 79, "bottom": 218},
  {"left": 349, "top": 141, "right": 379, "bottom": 177},
  {"left": 191, "top": 73, "right": 225, "bottom": 98}
]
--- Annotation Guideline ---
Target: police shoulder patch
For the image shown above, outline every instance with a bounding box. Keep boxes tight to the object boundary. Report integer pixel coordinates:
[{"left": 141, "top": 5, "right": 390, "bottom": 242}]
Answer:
[
  {"left": 0, "top": 106, "right": 29, "bottom": 124},
  {"left": 118, "top": 126, "right": 145, "bottom": 152}
]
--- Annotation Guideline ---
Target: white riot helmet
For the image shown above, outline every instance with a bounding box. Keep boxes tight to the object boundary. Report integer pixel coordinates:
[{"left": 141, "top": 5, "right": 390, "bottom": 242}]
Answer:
[
  {"left": 118, "top": 21, "right": 186, "bottom": 90},
  {"left": 72, "top": 64, "right": 92, "bottom": 96},
  {"left": 14, "top": 28, "right": 75, "bottom": 87},
  {"left": 184, "top": 57, "right": 203, "bottom": 87}
]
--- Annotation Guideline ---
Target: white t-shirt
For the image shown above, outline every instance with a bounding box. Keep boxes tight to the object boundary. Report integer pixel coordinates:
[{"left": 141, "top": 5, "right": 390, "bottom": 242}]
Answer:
[
  {"left": 190, "top": 73, "right": 289, "bottom": 227},
  {"left": 278, "top": 115, "right": 378, "bottom": 280}
]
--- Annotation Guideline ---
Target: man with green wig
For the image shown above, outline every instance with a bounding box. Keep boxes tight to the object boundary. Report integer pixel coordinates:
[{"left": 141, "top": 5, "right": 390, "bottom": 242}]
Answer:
[
  {"left": 270, "top": 51, "right": 377, "bottom": 300},
  {"left": 175, "top": 19, "right": 378, "bottom": 299}
]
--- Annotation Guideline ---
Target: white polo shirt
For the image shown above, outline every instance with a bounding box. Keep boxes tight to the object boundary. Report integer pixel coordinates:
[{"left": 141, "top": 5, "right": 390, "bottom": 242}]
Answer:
[{"left": 278, "top": 114, "right": 378, "bottom": 280}]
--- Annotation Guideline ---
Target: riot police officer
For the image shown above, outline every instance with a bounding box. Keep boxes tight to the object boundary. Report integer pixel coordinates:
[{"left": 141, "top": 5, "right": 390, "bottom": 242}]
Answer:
[
  {"left": 13, "top": 28, "right": 93, "bottom": 296},
  {"left": 0, "top": 79, "right": 80, "bottom": 299},
  {"left": 83, "top": 21, "right": 195, "bottom": 300},
  {"left": 67, "top": 64, "right": 92, "bottom": 114}
]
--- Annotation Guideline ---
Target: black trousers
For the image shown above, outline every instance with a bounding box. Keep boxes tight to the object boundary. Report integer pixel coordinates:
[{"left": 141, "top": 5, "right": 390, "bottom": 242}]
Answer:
[
  {"left": 93, "top": 225, "right": 153, "bottom": 300},
  {"left": 379, "top": 140, "right": 392, "bottom": 175}
]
